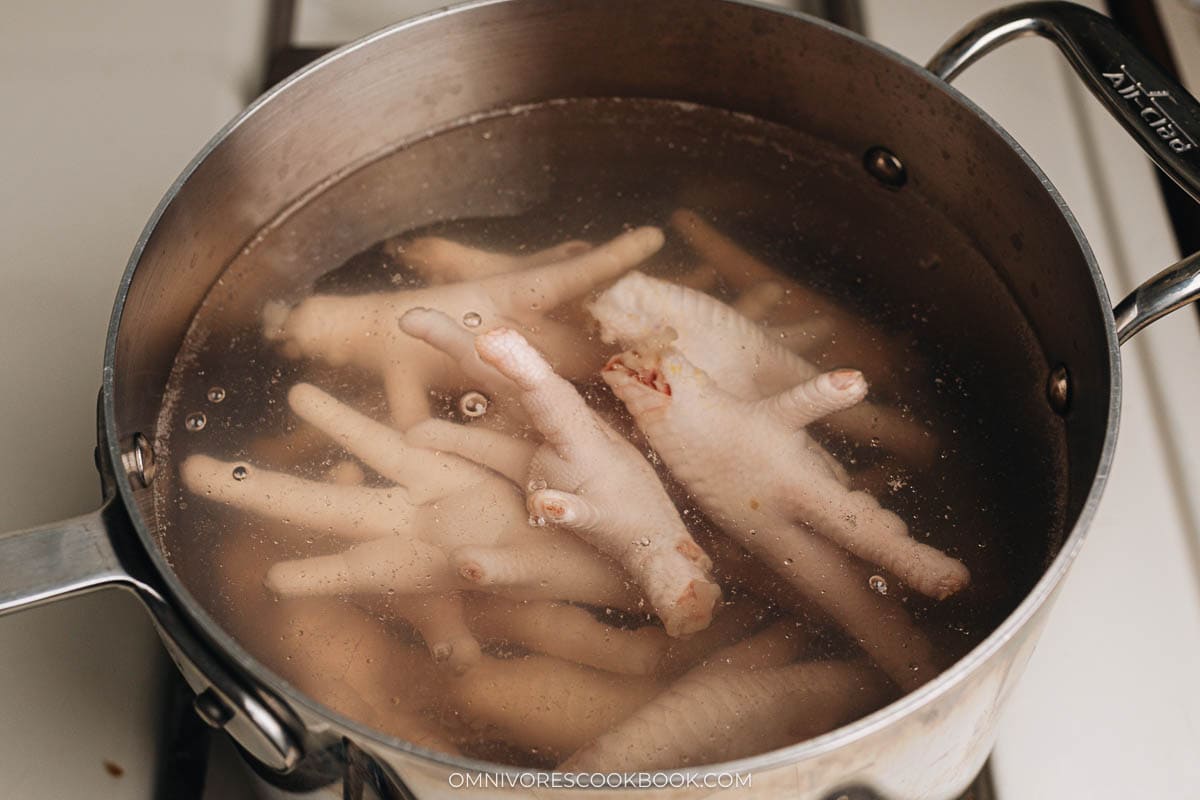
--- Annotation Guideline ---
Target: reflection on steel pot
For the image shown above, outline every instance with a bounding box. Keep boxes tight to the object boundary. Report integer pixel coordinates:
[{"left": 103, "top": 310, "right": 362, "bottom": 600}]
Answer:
[{"left": 1, "top": 1, "right": 1198, "bottom": 798}]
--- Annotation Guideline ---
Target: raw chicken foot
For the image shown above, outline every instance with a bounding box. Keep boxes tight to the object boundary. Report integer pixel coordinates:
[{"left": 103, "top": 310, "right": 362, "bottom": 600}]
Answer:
[
  {"left": 670, "top": 208, "right": 915, "bottom": 390},
  {"left": 214, "top": 535, "right": 460, "bottom": 754},
  {"left": 181, "top": 384, "right": 638, "bottom": 670},
  {"left": 264, "top": 227, "right": 664, "bottom": 428},
  {"left": 601, "top": 343, "right": 964, "bottom": 689},
  {"left": 401, "top": 315, "right": 721, "bottom": 637},
  {"left": 589, "top": 270, "right": 936, "bottom": 466},
  {"left": 561, "top": 658, "right": 889, "bottom": 772},
  {"left": 389, "top": 236, "right": 593, "bottom": 286},
  {"left": 602, "top": 344, "right": 968, "bottom": 599},
  {"left": 465, "top": 597, "right": 668, "bottom": 676}
]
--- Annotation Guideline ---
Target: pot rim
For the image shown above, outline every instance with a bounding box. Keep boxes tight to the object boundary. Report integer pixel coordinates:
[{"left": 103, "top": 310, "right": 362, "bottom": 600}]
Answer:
[{"left": 102, "top": 0, "right": 1123, "bottom": 781}]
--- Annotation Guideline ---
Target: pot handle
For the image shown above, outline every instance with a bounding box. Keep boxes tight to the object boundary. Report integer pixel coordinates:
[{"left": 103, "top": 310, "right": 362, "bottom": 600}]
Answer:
[
  {"left": 927, "top": 1, "right": 1200, "bottom": 343},
  {"left": 0, "top": 500, "right": 305, "bottom": 773},
  {"left": 0, "top": 504, "right": 127, "bottom": 614}
]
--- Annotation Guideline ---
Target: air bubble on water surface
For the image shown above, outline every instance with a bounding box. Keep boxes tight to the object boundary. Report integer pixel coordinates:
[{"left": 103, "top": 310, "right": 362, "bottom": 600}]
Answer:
[
  {"left": 869, "top": 575, "right": 889, "bottom": 595},
  {"left": 459, "top": 391, "right": 489, "bottom": 418},
  {"left": 462, "top": 311, "right": 482, "bottom": 328},
  {"left": 185, "top": 412, "right": 207, "bottom": 431}
]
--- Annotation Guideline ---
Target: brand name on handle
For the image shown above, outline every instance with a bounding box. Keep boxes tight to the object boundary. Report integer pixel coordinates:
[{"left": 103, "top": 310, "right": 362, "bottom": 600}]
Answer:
[{"left": 1102, "top": 66, "right": 1196, "bottom": 154}]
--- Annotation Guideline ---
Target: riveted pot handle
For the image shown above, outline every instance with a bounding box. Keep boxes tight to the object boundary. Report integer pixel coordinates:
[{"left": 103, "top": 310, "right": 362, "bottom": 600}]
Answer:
[
  {"left": 927, "top": 1, "right": 1200, "bottom": 342},
  {"left": 1112, "top": 252, "right": 1200, "bottom": 343},
  {"left": 0, "top": 499, "right": 305, "bottom": 773}
]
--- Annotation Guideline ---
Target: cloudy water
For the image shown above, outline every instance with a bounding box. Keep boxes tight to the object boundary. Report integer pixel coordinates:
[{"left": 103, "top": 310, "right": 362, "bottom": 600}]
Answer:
[{"left": 154, "top": 98, "right": 1067, "bottom": 769}]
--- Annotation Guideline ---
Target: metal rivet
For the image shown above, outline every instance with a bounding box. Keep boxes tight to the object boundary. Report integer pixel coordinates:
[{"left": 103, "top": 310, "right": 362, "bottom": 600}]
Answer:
[
  {"left": 193, "top": 688, "right": 234, "bottom": 729},
  {"left": 863, "top": 146, "right": 907, "bottom": 188},
  {"left": 120, "top": 433, "right": 156, "bottom": 488},
  {"left": 1047, "top": 364, "right": 1071, "bottom": 414}
]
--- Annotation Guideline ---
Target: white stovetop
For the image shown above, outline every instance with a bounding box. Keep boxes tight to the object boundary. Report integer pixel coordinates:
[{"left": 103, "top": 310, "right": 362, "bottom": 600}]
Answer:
[
  {"left": 0, "top": 3, "right": 265, "bottom": 798},
  {"left": 1, "top": 2, "right": 1197, "bottom": 798}
]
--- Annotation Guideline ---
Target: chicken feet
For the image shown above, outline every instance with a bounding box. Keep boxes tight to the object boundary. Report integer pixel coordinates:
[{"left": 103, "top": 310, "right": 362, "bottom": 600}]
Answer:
[
  {"left": 589, "top": 270, "right": 936, "bottom": 465},
  {"left": 402, "top": 315, "right": 721, "bottom": 636},
  {"left": 264, "top": 227, "right": 664, "bottom": 428},
  {"left": 601, "top": 342, "right": 966, "bottom": 688}
]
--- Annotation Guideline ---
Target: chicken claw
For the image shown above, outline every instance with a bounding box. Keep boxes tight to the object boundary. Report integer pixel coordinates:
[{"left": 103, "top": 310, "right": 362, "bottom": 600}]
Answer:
[
  {"left": 181, "top": 384, "right": 639, "bottom": 669},
  {"left": 589, "top": 270, "right": 936, "bottom": 465},
  {"left": 670, "top": 208, "right": 915, "bottom": 391},
  {"left": 604, "top": 348, "right": 967, "bottom": 599},
  {"left": 602, "top": 342, "right": 965, "bottom": 688},
  {"left": 561, "top": 659, "right": 889, "bottom": 772},
  {"left": 405, "top": 322, "right": 721, "bottom": 637},
  {"left": 265, "top": 227, "right": 664, "bottom": 427},
  {"left": 393, "top": 236, "right": 592, "bottom": 285},
  {"left": 466, "top": 597, "right": 668, "bottom": 675}
]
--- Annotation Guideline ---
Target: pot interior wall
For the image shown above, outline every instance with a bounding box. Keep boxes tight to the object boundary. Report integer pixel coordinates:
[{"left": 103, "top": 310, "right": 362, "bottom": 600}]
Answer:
[{"left": 111, "top": 0, "right": 1111, "bottom": 694}]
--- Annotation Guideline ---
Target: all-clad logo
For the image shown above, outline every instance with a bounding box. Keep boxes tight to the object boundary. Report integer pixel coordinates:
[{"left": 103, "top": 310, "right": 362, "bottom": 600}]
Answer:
[{"left": 1101, "top": 66, "right": 1197, "bottom": 154}]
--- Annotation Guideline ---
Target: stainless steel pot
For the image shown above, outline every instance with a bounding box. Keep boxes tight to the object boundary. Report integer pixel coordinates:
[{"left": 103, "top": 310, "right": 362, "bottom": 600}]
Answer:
[{"left": 2, "top": 2, "right": 1198, "bottom": 798}]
